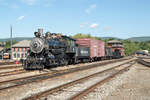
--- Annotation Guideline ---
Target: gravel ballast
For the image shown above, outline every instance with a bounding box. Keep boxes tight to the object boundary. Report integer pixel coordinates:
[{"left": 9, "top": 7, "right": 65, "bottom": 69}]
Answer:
[
  {"left": 0, "top": 59, "right": 133, "bottom": 100},
  {"left": 80, "top": 63, "right": 150, "bottom": 100}
]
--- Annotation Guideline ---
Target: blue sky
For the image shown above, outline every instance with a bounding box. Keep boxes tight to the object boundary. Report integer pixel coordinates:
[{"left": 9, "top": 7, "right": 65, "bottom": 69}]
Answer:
[{"left": 0, "top": 0, "right": 150, "bottom": 39}]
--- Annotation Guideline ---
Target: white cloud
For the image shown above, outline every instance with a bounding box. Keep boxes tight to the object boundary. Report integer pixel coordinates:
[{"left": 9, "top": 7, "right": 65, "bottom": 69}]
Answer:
[
  {"left": 21, "top": 0, "right": 37, "bottom": 5},
  {"left": 17, "top": 16, "right": 25, "bottom": 21},
  {"left": 89, "top": 23, "right": 99, "bottom": 28},
  {"left": 85, "top": 4, "right": 97, "bottom": 14},
  {"left": 80, "top": 22, "right": 88, "bottom": 28}
]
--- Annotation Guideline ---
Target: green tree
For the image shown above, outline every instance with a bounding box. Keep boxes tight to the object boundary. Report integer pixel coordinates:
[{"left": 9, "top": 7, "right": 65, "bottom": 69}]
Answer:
[
  {"left": 5, "top": 40, "right": 18, "bottom": 48},
  {"left": 123, "top": 40, "right": 140, "bottom": 56},
  {"left": 72, "top": 33, "right": 101, "bottom": 40}
]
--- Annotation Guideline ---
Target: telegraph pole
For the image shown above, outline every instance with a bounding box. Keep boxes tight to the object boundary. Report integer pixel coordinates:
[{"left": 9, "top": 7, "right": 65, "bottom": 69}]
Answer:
[{"left": 10, "top": 25, "right": 13, "bottom": 60}]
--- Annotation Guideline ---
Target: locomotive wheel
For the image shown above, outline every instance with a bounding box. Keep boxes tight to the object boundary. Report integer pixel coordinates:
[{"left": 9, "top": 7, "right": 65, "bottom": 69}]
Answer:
[{"left": 39, "top": 64, "right": 44, "bottom": 70}]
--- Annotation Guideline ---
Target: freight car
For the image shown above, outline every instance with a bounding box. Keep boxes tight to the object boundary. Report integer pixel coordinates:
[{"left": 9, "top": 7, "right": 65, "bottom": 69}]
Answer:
[
  {"left": 75, "top": 38, "right": 105, "bottom": 62},
  {"left": 105, "top": 47, "right": 113, "bottom": 59},
  {"left": 23, "top": 29, "right": 124, "bottom": 70}
]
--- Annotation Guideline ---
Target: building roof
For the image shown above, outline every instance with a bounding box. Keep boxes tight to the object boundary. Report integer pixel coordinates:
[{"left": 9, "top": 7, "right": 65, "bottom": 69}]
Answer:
[
  {"left": 12, "top": 40, "right": 30, "bottom": 48},
  {"left": 0, "top": 47, "right": 4, "bottom": 51},
  {"left": 0, "top": 42, "right": 6, "bottom": 46},
  {"left": 108, "top": 40, "right": 122, "bottom": 43}
]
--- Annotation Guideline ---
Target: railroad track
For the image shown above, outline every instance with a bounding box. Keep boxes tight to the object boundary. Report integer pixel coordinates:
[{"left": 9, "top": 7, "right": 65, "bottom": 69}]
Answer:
[
  {"left": 70, "top": 61, "right": 135, "bottom": 100},
  {"left": 22, "top": 59, "right": 135, "bottom": 100},
  {"left": 0, "top": 69, "right": 27, "bottom": 77},
  {"left": 0, "top": 57, "right": 130, "bottom": 78},
  {"left": 137, "top": 57, "right": 150, "bottom": 67},
  {"left": 0, "top": 61, "right": 15, "bottom": 65},
  {"left": 0, "top": 65, "right": 21, "bottom": 70},
  {"left": 0, "top": 57, "right": 133, "bottom": 92}
]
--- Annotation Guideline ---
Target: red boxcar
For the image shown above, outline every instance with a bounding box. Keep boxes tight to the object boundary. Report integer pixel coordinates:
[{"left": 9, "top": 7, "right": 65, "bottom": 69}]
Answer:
[{"left": 76, "top": 38, "right": 105, "bottom": 60}]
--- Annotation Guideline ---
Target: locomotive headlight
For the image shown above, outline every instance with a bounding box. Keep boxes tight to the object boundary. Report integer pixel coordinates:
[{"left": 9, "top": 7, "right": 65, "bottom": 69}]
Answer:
[{"left": 40, "top": 58, "right": 43, "bottom": 60}]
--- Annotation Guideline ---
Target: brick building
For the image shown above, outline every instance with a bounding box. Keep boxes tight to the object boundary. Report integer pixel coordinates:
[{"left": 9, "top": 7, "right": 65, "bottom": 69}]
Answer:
[{"left": 12, "top": 40, "right": 30, "bottom": 60}]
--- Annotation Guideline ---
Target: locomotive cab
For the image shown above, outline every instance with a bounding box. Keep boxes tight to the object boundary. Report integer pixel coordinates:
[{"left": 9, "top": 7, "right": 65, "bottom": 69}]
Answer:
[{"left": 61, "top": 36, "right": 76, "bottom": 64}]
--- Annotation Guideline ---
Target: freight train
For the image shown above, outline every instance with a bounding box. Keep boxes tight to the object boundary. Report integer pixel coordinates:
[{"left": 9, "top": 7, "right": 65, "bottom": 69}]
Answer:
[{"left": 23, "top": 30, "right": 124, "bottom": 70}]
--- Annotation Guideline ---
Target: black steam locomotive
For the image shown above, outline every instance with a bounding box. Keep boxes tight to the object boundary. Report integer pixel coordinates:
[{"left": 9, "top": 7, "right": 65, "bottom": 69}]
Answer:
[{"left": 23, "top": 30, "right": 77, "bottom": 69}]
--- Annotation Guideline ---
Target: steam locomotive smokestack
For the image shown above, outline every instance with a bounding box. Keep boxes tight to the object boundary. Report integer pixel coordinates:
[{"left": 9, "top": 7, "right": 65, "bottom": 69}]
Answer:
[{"left": 38, "top": 28, "right": 43, "bottom": 34}]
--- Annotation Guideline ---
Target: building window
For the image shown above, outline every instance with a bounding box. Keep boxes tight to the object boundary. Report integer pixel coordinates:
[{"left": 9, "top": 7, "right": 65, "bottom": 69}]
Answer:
[
  {"left": 17, "top": 48, "right": 19, "bottom": 52},
  {"left": 21, "top": 53, "right": 24, "bottom": 58},
  {"left": 14, "top": 53, "right": 16, "bottom": 58},
  {"left": 25, "top": 53, "right": 27, "bottom": 57},
  {"left": 21, "top": 48, "right": 23, "bottom": 52},
  {"left": 17, "top": 53, "right": 20, "bottom": 58},
  {"left": 25, "top": 48, "right": 29, "bottom": 52}
]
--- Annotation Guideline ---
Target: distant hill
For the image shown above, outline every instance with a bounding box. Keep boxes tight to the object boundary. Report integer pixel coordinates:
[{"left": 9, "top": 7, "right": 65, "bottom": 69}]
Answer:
[
  {"left": 127, "top": 36, "right": 150, "bottom": 42},
  {"left": 0, "top": 37, "right": 33, "bottom": 42},
  {"left": 101, "top": 37, "right": 122, "bottom": 40}
]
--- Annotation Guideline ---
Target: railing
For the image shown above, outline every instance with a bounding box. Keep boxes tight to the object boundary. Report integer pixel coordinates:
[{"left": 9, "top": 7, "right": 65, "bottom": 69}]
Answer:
[{"left": 111, "top": 44, "right": 124, "bottom": 48}]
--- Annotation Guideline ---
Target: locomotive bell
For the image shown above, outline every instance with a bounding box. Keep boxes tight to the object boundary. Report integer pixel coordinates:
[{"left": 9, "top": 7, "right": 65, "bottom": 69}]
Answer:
[{"left": 38, "top": 28, "right": 43, "bottom": 34}]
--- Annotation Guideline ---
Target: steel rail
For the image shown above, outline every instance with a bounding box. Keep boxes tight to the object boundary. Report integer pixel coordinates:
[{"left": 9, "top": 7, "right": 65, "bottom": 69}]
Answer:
[
  {"left": 0, "top": 65, "right": 21, "bottom": 70},
  {"left": 0, "top": 69, "right": 23, "bottom": 75},
  {"left": 0, "top": 69, "right": 27, "bottom": 77},
  {"left": 137, "top": 58, "right": 150, "bottom": 67},
  {"left": 0, "top": 62, "right": 15, "bottom": 65}
]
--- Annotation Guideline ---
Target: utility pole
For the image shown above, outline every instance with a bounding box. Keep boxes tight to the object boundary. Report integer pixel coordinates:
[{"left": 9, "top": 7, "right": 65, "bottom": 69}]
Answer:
[{"left": 10, "top": 25, "right": 13, "bottom": 60}]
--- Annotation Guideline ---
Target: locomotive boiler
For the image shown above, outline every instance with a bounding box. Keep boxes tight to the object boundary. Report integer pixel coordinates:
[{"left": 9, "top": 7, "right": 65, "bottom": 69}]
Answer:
[{"left": 23, "top": 29, "right": 76, "bottom": 69}]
